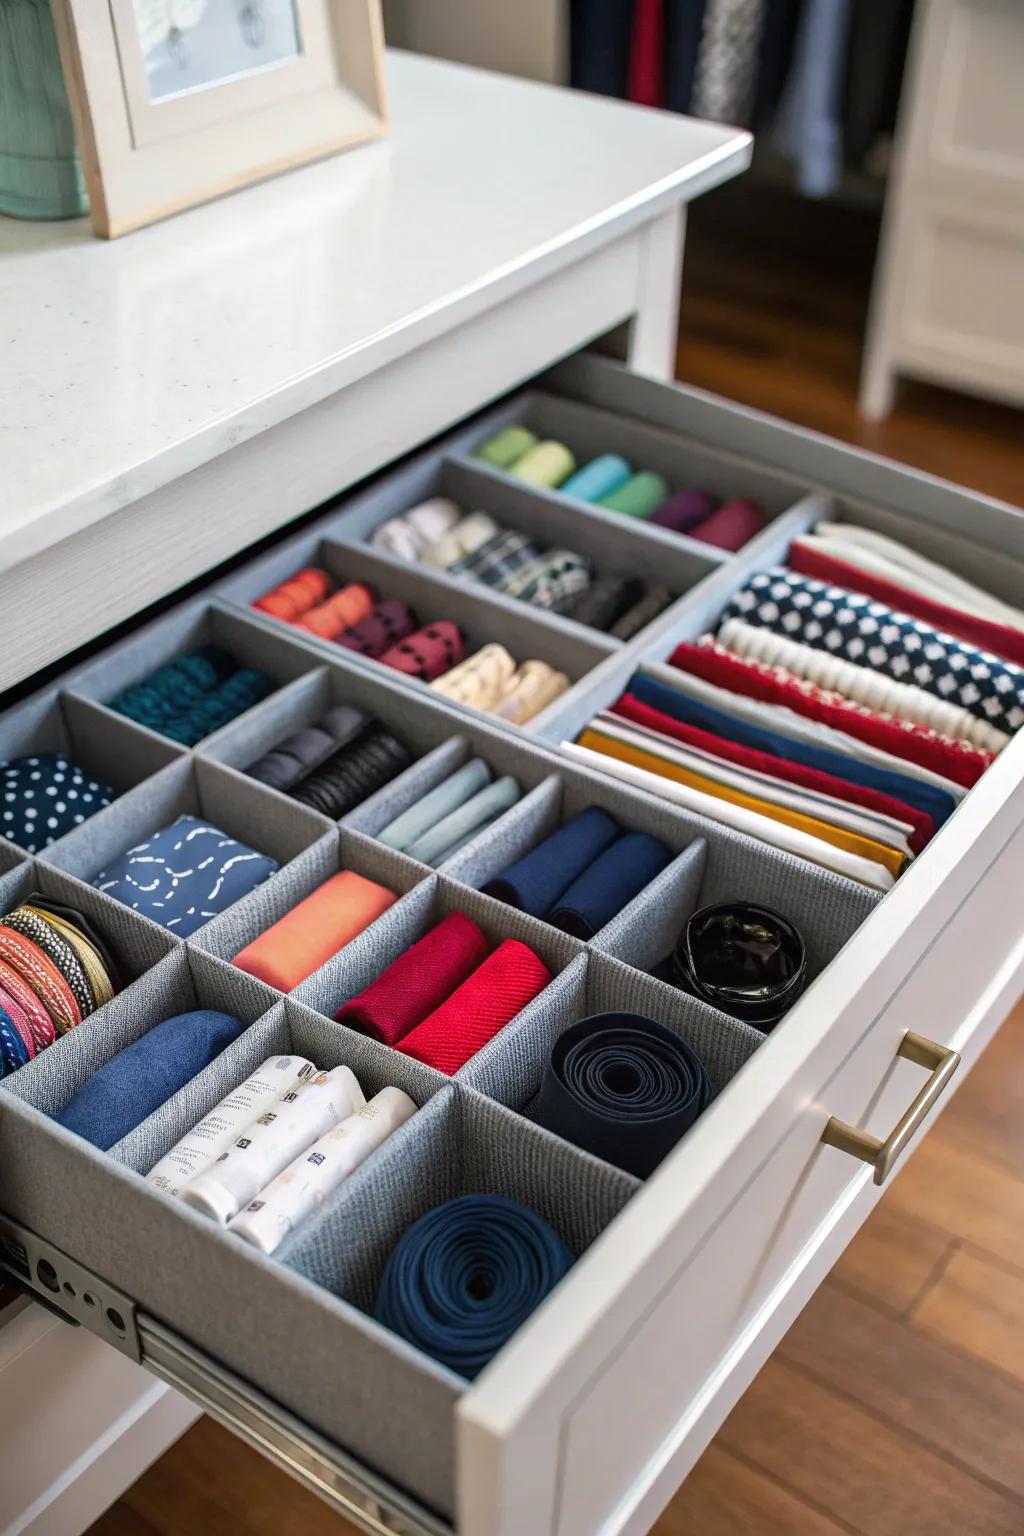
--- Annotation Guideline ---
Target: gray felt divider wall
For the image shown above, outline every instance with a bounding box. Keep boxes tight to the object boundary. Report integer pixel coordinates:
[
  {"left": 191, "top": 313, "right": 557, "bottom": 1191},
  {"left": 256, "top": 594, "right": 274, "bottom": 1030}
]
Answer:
[{"left": 0, "top": 374, "right": 931, "bottom": 1520}]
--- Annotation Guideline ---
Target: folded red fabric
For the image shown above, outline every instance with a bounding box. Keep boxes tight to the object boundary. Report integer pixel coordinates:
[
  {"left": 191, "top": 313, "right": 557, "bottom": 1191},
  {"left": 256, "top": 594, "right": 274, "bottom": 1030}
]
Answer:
[
  {"left": 335, "top": 911, "right": 491, "bottom": 1047},
  {"left": 788, "top": 539, "right": 1024, "bottom": 668},
  {"left": 399, "top": 939, "right": 552, "bottom": 1075},
  {"left": 668, "top": 641, "right": 992, "bottom": 790},
  {"left": 610, "top": 692, "right": 936, "bottom": 854}
]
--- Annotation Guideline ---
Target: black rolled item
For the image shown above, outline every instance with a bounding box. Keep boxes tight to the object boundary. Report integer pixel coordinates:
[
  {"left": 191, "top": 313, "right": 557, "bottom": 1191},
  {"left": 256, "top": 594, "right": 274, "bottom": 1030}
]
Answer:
[
  {"left": 531, "top": 1012, "right": 711, "bottom": 1179},
  {"left": 671, "top": 901, "right": 806, "bottom": 1031}
]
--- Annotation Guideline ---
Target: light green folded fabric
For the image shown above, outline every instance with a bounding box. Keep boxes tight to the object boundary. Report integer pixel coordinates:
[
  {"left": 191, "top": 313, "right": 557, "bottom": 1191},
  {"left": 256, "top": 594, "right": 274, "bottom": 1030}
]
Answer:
[
  {"left": 406, "top": 775, "right": 521, "bottom": 867},
  {"left": 377, "top": 758, "right": 492, "bottom": 852}
]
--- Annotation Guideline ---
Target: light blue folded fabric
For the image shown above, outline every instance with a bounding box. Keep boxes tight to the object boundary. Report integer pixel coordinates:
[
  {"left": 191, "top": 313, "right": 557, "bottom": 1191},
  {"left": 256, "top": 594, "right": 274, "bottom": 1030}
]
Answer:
[
  {"left": 377, "top": 759, "right": 492, "bottom": 852},
  {"left": 406, "top": 776, "right": 521, "bottom": 867}
]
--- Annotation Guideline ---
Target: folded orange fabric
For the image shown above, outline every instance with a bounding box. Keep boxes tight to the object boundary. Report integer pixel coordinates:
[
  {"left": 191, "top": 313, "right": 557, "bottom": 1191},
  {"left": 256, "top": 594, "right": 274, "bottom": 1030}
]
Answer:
[
  {"left": 233, "top": 871, "right": 397, "bottom": 992},
  {"left": 295, "top": 584, "right": 375, "bottom": 640}
]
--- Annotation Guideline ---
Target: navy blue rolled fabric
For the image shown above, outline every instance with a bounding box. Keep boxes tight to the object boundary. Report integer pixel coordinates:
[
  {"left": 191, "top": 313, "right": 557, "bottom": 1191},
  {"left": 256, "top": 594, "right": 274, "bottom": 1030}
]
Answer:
[
  {"left": 532, "top": 1013, "right": 711, "bottom": 1179},
  {"left": 630, "top": 673, "right": 957, "bottom": 829},
  {"left": 482, "top": 808, "right": 619, "bottom": 918},
  {"left": 55, "top": 1009, "right": 245, "bottom": 1150},
  {"left": 549, "top": 831, "right": 672, "bottom": 940},
  {"left": 374, "top": 1193, "right": 575, "bottom": 1379},
  {"left": 0, "top": 1002, "right": 30, "bottom": 1076}
]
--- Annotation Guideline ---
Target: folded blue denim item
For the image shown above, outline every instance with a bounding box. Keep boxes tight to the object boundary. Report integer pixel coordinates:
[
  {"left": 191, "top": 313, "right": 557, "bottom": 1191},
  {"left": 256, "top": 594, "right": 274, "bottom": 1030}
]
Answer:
[
  {"left": 92, "top": 815, "right": 279, "bottom": 936},
  {"left": 630, "top": 673, "right": 957, "bottom": 828},
  {"left": 55, "top": 1009, "right": 245, "bottom": 1150},
  {"left": 548, "top": 831, "right": 672, "bottom": 940},
  {"left": 482, "top": 807, "right": 619, "bottom": 917}
]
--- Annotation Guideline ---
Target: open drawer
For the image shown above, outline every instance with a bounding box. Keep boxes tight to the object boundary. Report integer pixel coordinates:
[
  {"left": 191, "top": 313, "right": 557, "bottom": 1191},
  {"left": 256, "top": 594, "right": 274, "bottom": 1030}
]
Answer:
[{"left": 1, "top": 354, "right": 1023, "bottom": 1536}]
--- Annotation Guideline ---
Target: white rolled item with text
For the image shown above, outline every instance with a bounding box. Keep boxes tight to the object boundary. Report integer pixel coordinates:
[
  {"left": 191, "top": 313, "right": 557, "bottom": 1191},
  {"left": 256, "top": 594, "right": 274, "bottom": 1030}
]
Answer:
[
  {"left": 147, "top": 1055, "right": 316, "bottom": 1198},
  {"left": 181, "top": 1065, "right": 365, "bottom": 1224},
  {"left": 227, "top": 1087, "right": 418, "bottom": 1254}
]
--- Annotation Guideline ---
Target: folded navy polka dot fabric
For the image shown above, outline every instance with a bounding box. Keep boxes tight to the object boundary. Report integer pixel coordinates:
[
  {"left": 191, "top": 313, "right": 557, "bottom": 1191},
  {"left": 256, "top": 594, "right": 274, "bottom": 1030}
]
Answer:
[{"left": 1, "top": 754, "right": 113, "bottom": 853}]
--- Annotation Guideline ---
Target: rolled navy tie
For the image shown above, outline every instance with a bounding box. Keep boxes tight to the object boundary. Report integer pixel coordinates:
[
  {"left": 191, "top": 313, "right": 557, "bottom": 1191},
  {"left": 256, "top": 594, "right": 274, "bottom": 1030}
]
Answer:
[
  {"left": 482, "top": 807, "right": 619, "bottom": 918},
  {"left": 548, "top": 830, "right": 672, "bottom": 940},
  {"left": 374, "top": 1193, "right": 575, "bottom": 1378},
  {"left": 531, "top": 1013, "right": 711, "bottom": 1178}
]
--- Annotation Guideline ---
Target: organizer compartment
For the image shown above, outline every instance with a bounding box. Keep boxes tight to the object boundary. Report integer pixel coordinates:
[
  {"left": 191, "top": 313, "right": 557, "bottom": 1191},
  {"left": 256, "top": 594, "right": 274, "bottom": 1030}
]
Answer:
[
  {"left": 280, "top": 1080, "right": 640, "bottom": 1359},
  {"left": 458, "top": 947, "right": 761, "bottom": 1116},
  {"left": 0, "top": 688, "right": 184, "bottom": 853}
]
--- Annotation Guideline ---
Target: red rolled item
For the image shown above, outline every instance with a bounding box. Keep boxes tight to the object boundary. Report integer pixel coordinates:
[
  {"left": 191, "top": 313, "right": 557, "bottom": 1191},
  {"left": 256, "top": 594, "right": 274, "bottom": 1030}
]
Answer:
[
  {"left": 689, "top": 499, "right": 766, "bottom": 551},
  {"left": 398, "top": 939, "right": 552, "bottom": 1074},
  {"left": 336, "top": 911, "right": 491, "bottom": 1047}
]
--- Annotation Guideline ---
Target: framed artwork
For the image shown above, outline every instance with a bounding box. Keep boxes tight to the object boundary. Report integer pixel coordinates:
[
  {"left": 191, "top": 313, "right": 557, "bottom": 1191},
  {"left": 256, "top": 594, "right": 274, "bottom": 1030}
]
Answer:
[{"left": 51, "top": 0, "right": 387, "bottom": 237}]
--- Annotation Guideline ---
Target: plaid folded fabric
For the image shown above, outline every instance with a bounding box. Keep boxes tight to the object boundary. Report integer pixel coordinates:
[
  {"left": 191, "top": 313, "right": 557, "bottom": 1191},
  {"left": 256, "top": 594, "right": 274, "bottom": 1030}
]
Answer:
[
  {"left": 448, "top": 529, "right": 543, "bottom": 588},
  {"left": 500, "top": 550, "right": 592, "bottom": 613}
]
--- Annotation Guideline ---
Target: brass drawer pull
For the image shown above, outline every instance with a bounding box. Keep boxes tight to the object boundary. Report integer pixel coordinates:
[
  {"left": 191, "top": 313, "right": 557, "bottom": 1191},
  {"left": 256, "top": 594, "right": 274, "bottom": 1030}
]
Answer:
[{"left": 821, "top": 1031, "right": 961, "bottom": 1185}]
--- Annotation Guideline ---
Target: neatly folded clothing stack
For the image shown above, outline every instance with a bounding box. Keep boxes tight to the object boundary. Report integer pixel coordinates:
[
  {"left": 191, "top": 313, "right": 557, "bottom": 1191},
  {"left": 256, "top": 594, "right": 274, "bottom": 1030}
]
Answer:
[
  {"left": 245, "top": 705, "right": 412, "bottom": 818},
  {"left": 0, "top": 896, "right": 117, "bottom": 1076},
  {"left": 134, "top": 1050, "right": 416, "bottom": 1251},
  {"left": 233, "top": 870, "right": 399, "bottom": 991},
  {"left": 1, "top": 752, "right": 113, "bottom": 852},
  {"left": 92, "top": 815, "right": 279, "bottom": 936},
  {"left": 481, "top": 807, "right": 672, "bottom": 939},
  {"left": 369, "top": 498, "right": 674, "bottom": 636},
  {"left": 336, "top": 910, "right": 552, "bottom": 1074},
  {"left": 564, "top": 522, "right": 1023, "bottom": 891},
  {"left": 108, "top": 647, "right": 275, "bottom": 746},
  {"left": 376, "top": 758, "right": 521, "bottom": 866},
  {"left": 470, "top": 427, "right": 768, "bottom": 551}
]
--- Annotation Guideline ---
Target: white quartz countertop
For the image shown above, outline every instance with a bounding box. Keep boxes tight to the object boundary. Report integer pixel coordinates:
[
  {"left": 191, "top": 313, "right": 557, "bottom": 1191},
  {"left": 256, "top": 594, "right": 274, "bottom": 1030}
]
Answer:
[{"left": 0, "top": 50, "right": 749, "bottom": 574}]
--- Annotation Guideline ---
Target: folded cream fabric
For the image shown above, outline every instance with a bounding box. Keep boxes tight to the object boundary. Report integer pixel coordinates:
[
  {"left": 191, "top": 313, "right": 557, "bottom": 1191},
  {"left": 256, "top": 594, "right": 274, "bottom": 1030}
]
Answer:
[
  {"left": 716, "top": 618, "right": 1009, "bottom": 752},
  {"left": 590, "top": 712, "right": 915, "bottom": 861},
  {"left": 494, "top": 661, "right": 570, "bottom": 724},
  {"left": 431, "top": 644, "right": 517, "bottom": 710},
  {"left": 561, "top": 740, "right": 895, "bottom": 892},
  {"left": 810, "top": 523, "right": 1024, "bottom": 629},
  {"left": 421, "top": 512, "right": 500, "bottom": 571},
  {"left": 371, "top": 498, "right": 461, "bottom": 562},
  {"left": 638, "top": 661, "right": 966, "bottom": 802}
]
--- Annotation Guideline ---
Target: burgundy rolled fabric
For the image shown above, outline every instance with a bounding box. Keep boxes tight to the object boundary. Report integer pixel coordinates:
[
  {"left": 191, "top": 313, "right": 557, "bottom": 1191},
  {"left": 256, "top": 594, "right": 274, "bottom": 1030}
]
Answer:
[
  {"left": 650, "top": 489, "right": 717, "bottom": 534},
  {"left": 380, "top": 621, "right": 464, "bottom": 682},
  {"left": 689, "top": 498, "right": 766, "bottom": 552},
  {"left": 335, "top": 912, "right": 490, "bottom": 1047},
  {"left": 336, "top": 600, "right": 418, "bottom": 660}
]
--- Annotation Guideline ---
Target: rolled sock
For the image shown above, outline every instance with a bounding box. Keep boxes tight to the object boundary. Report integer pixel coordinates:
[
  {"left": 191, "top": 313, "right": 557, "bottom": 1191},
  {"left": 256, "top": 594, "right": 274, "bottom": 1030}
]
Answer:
[
  {"left": 560, "top": 454, "right": 632, "bottom": 502},
  {"left": 650, "top": 489, "right": 717, "bottom": 533},
  {"left": 377, "top": 759, "right": 492, "bottom": 852},
  {"left": 320, "top": 705, "right": 372, "bottom": 751},
  {"left": 564, "top": 577, "right": 646, "bottom": 631},
  {"left": 336, "top": 911, "right": 491, "bottom": 1046},
  {"left": 398, "top": 939, "right": 553, "bottom": 1074},
  {"left": 404, "top": 497, "right": 462, "bottom": 546},
  {"left": 296, "top": 583, "right": 375, "bottom": 640},
  {"left": 690, "top": 498, "right": 765, "bottom": 551},
  {"left": 335, "top": 600, "right": 418, "bottom": 659},
  {"left": 379, "top": 621, "right": 464, "bottom": 682},
  {"left": 610, "top": 585, "right": 674, "bottom": 640},
  {"left": 290, "top": 726, "right": 412, "bottom": 818},
  {"left": 253, "top": 568, "right": 333, "bottom": 621},
  {"left": 511, "top": 441, "right": 576, "bottom": 488},
  {"left": 474, "top": 426, "right": 538, "bottom": 469},
  {"left": 233, "top": 871, "right": 398, "bottom": 991},
  {"left": 405, "top": 775, "right": 520, "bottom": 866},
  {"left": 492, "top": 660, "right": 570, "bottom": 724},
  {"left": 482, "top": 807, "right": 620, "bottom": 916},
  {"left": 599, "top": 471, "right": 670, "bottom": 519},
  {"left": 548, "top": 831, "right": 672, "bottom": 939},
  {"left": 421, "top": 512, "right": 500, "bottom": 571},
  {"left": 430, "top": 644, "right": 517, "bottom": 708},
  {"left": 55, "top": 1010, "right": 245, "bottom": 1151},
  {"left": 369, "top": 516, "right": 422, "bottom": 562},
  {"left": 246, "top": 725, "right": 340, "bottom": 791}
]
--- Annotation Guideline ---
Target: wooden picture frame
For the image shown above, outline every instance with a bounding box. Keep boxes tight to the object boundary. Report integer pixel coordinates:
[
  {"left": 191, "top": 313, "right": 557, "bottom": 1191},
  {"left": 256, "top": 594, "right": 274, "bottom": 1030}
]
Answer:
[{"left": 51, "top": 0, "right": 387, "bottom": 237}]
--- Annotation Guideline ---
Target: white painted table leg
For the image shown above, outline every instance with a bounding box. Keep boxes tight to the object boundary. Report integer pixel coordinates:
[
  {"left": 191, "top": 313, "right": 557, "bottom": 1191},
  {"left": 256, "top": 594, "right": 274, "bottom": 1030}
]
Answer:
[{"left": 627, "top": 205, "right": 687, "bottom": 380}]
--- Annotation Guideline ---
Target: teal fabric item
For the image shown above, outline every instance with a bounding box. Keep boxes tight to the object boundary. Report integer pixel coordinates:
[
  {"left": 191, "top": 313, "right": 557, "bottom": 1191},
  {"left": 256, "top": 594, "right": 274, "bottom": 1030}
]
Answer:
[
  {"left": 108, "top": 648, "right": 275, "bottom": 747},
  {"left": 405, "top": 775, "right": 520, "bottom": 867},
  {"left": 0, "top": 1, "right": 88, "bottom": 219},
  {"left": 377, "top": 759, "right": 491, "bottom": 852},
  {"left": 560, "top": 454, "right": 632, "bottom": 503}
]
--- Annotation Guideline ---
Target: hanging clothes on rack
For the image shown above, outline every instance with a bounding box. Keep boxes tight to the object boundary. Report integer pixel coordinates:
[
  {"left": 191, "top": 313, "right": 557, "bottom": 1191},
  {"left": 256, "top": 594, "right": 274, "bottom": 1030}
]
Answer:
[
  {"left": 627, "top": 0, "right": 667, "bottom": 105},
  {"left": 664, "top": 0, "right": 707, "bottom": 113},
  {"left": 773, "top": 0, "right": 854, "bottom": 197},
  {"left": 690, "top": 0, "right": 767, "bottom": 124}
]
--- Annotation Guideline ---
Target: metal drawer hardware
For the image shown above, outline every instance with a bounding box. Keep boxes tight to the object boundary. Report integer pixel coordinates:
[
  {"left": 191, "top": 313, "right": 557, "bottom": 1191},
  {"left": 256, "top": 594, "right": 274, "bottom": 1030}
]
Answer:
[
  {"left": 0, "top": 1213, "right": 141, "bottom": 1359},
  {"left": 821, "top": 1031, "right": 961, "bottom": 1185},
  {"left": 0, "top": 1212, "right": 449, "bottom": 1536}
]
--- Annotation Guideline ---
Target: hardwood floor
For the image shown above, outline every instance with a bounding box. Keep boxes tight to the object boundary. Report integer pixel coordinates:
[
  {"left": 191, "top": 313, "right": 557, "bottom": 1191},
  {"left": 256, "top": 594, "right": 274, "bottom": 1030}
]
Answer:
[{"left": 86, "top": 193, "right": 1024, "bottom": 1536}]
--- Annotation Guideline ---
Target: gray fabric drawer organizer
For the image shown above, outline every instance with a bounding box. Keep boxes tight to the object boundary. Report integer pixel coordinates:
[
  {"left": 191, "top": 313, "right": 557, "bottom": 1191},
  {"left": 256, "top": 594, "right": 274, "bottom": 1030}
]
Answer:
[{"left": 6, "top": 353, "right": 1016, "bottom": 1525}]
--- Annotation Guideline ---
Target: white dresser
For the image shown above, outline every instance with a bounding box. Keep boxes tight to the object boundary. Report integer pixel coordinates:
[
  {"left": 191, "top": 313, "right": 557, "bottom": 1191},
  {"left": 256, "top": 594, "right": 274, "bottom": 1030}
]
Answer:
[{"left": 1, "top": 46, "right": 1022, "bottom": 1536}]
